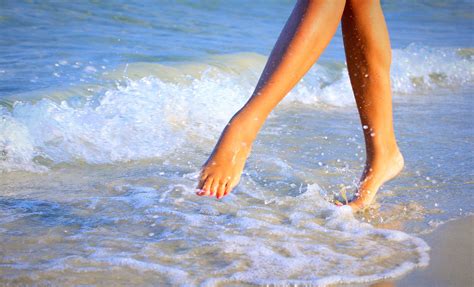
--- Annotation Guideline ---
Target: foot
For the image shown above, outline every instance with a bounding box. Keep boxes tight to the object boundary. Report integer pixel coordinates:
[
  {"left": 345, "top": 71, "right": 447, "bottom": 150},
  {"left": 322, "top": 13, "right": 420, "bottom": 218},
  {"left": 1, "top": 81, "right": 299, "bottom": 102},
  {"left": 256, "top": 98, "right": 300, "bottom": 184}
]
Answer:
[
  {"left": 196, "top": 120, "right": 253, "bottom": 199},
  {"left": 345, "top": 149, "right": 404, "bottom": 212}
]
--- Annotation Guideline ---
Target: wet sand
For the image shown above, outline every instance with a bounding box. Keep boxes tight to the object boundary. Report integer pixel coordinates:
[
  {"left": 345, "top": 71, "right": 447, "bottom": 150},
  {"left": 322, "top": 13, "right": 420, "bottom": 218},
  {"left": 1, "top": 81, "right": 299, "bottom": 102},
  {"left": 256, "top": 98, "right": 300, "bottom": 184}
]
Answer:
[{"left": 396, "top": 215, "right": 474, "bottom": 286}]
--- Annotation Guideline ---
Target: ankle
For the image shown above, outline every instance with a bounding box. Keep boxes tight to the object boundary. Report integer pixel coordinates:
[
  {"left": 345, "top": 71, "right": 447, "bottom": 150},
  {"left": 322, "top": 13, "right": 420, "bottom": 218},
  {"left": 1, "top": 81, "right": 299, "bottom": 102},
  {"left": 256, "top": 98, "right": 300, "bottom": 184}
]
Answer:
[
  {"left": 216, "top": 118, "right": 256, "bottom": 153},
  {"left": 228, "top": 111, "right": 264, "bottom": 142},
  {"left": 366, "top": 143, "right": 402, "bottom": 163}
]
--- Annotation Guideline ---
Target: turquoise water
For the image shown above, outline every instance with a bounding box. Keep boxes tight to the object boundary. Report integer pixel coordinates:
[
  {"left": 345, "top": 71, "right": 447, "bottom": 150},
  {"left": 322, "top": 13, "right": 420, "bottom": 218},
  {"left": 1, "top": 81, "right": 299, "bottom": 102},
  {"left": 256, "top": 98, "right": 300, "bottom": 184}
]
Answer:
[
  {"left": 0, "top": 1, "right": 473, "bottom": 286},
  {"left": 1, "top": 0, "right": 472, "bottom": 96}
]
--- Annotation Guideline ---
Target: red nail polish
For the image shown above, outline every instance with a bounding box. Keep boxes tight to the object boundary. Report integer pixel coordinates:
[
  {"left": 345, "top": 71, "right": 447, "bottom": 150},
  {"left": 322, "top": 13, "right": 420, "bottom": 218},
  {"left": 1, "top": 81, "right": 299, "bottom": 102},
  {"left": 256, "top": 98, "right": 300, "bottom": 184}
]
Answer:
[{"left": 196, "top": 189, "right": 205, "bottom": 195}]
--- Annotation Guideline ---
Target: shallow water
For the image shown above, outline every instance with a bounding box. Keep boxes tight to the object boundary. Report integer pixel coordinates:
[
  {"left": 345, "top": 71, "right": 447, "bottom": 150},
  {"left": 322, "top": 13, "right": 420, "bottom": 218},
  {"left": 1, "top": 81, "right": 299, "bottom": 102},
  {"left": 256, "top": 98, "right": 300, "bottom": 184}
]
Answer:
[{"left": 0, "top": 1, "right": 473, "bottom": 286}]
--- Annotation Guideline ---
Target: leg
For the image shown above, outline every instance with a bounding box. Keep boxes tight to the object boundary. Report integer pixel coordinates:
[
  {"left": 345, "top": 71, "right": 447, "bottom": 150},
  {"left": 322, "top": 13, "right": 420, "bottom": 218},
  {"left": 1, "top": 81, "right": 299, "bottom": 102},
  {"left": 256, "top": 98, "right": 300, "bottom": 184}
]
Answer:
[
  {"left": 341, "top": 0, "right": 404, "bottom": 211},
  {"left": 197, "top": 0, "right": 346, "bottom": 199}
]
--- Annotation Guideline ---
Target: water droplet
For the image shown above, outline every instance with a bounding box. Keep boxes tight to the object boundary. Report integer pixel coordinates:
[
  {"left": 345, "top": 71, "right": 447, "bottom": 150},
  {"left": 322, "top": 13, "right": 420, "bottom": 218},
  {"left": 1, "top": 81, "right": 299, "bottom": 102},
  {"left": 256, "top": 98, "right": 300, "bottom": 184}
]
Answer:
[
  {"left": 370, "top": 132, "right": 375, "bottom": 137},
  {"left": 364, "top": 74, "right": 369, "bottom": 78},
  {"left": 363, "top": 125, "right": 368, "bottom": 130},
  {"left": 148, "top": 233, "right": 155, "bottom": 236}
]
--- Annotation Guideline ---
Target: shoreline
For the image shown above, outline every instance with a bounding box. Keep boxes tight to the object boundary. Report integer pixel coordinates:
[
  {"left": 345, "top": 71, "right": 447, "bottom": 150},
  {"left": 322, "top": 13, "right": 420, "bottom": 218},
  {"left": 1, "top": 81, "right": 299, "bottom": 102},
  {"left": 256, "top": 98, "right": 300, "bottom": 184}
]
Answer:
[{"left": 395, "top": 215, "right": 474, "bottom": 286}]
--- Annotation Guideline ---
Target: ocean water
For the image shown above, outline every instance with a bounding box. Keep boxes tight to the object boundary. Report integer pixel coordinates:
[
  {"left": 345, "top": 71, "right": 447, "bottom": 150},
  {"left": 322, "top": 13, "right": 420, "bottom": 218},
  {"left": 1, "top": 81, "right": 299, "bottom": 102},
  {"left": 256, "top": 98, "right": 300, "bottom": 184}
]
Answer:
[{"left": 0, "top": 0, "right": 473, "bottom": 286}]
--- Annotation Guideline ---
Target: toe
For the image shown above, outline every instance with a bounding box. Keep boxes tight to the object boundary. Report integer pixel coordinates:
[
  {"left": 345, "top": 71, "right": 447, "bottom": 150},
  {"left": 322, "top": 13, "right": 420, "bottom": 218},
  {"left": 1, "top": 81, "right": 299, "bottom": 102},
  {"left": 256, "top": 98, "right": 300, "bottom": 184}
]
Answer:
[
  {"left": 210, "top": 180, "right": 220, "bottom": 197},
  {"left": 223, "top": 182, "right": 232, "bottom": 196},
  {"left": 196, "top": 174, "right": 208, "bottom": 194},
  {"left": 216, "top": 182, "right": 226, "bottom": 199},
  {"left": 200, "top": 177, "right": 214, "bottom": 196}
]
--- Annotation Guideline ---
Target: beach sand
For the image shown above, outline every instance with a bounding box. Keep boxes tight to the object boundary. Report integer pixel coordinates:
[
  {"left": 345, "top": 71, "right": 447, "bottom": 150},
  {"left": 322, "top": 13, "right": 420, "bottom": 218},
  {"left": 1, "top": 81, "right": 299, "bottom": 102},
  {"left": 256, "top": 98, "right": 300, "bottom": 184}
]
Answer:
[{"left": 395, "top": 215, "right": 474, "bottom": 287}]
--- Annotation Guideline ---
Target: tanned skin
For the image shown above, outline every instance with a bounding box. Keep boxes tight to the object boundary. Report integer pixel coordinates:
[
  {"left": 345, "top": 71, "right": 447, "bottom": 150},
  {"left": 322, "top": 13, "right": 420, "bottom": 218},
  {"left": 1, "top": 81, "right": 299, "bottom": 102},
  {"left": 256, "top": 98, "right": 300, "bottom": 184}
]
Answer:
[{"left": 196, "top": 0, "right": 403, "bottom": 212}]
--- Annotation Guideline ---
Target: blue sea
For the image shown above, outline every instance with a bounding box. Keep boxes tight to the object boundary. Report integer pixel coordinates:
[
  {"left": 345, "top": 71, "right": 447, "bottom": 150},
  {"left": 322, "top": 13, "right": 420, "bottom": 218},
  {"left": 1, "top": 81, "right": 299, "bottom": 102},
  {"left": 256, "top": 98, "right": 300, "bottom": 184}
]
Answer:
[{"left": 0, "top": 1, "right": 473, "bottom": 286}]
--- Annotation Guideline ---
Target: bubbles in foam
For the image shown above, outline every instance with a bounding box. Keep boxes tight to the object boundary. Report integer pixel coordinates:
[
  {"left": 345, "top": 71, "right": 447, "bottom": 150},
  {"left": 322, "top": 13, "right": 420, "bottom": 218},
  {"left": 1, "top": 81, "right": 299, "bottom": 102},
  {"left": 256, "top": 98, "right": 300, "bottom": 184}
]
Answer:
[
  {"left": 391, "top": 44, "right": 473, "bottom": 93},
  {"left": 0, "top": 171, "right": 430, "bottom": 286},
  {"left": 0, "top": 45, "right": 472, "bottom": 172},
  {"left": 0, "top": 107, "right": 45, "bottom": 172}
]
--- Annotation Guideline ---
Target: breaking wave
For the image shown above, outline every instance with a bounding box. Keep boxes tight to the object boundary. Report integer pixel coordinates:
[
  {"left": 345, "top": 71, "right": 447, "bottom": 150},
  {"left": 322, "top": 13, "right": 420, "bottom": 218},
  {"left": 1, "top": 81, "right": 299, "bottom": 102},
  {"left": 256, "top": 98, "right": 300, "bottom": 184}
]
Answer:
[{"left": 0, "top": 45, "right": 472, "bottom": 172}]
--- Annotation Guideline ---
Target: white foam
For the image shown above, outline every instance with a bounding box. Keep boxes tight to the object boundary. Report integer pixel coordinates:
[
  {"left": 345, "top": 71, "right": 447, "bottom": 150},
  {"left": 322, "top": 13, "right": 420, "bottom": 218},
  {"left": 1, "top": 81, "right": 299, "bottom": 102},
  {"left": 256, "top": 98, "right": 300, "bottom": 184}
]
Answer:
[
  {"left": 201, "top": 184, "right": 430, "bottom": 286},
  {"left": 391, "top": 44, "right": 473, "bottom": 93},
  {"left": 0, "top": 45, "right": 471, "bottom": 172},
  {"left": 0, "top": 181, "right": 431, "bottom": 286},
  {"left": 0, "top": 107, "right": 46, "bottom": 172}
]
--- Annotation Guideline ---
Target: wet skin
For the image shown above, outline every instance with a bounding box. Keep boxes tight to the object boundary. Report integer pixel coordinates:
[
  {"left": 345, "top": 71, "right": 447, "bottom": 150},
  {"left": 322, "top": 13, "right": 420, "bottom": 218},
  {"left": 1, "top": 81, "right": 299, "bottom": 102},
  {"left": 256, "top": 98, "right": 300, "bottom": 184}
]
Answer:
[{"left": 197, "top": 0, "right": 404, "bottom": 211}]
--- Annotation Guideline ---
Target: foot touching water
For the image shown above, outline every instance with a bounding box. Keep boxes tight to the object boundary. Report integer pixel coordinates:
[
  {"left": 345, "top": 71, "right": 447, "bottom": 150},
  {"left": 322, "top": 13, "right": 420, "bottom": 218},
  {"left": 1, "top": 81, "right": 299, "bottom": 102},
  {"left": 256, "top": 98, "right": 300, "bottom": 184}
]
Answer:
[
  {"left": 341, "top": 149, "right": 404, "bottom": 211},
  {"left": 196, "top": 120, "right": 253, "bottom": 199},
  {"left": 195, "top": 0, "right": 402, "bottom": 213}
]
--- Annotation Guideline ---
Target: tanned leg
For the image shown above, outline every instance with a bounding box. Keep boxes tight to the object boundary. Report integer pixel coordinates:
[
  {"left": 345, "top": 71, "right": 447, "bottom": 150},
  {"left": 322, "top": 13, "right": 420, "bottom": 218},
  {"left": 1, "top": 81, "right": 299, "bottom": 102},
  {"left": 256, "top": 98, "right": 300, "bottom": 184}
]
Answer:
[
  {"left": 197, "top": 0, "right": 346, "bottom": 199},
  {"left": 341, "top": 0, "right": 404, "bottom": 211}
]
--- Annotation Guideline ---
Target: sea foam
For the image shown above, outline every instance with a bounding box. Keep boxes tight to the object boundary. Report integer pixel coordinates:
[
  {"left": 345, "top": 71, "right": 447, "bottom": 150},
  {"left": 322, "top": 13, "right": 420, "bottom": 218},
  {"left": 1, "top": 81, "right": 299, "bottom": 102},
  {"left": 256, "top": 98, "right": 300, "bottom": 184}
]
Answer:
[
  {"left": 0, "top": 45, "right": 472, "bottom": 172},
  {"left": 0, "top": 183, "right": 431, "bottom": 286}
]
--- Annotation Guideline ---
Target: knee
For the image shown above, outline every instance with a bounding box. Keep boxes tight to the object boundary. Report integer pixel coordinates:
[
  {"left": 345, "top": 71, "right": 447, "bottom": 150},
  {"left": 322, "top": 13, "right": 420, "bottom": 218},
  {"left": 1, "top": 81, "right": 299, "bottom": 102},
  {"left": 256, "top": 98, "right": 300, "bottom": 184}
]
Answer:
[
  {"left": 373, "top": 47, "right": 392, "bottom": 71},
  {"left": 346, "top": 0, "right": 382, "bottom": 15},
  {"left": 347, "top": 0, "right": 380, "bottom": 6}
]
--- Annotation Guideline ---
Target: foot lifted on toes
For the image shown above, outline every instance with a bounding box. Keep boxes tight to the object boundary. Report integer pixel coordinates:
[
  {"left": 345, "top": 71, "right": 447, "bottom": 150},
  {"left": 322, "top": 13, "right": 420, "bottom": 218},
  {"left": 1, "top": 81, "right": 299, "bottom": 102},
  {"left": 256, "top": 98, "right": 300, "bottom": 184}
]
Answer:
[
  {"left": 196, "top": 121, "right": 253, "bottom": 199},
  {"left": 342, "top": 149, "right": 404, "bottom": 212}
]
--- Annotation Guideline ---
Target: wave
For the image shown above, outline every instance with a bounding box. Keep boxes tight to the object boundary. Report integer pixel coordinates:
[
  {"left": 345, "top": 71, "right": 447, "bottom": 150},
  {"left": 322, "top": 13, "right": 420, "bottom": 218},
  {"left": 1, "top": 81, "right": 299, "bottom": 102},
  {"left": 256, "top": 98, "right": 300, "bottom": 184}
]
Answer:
[
  {"left": 0, "top": 45, "right": 472, "bottom": 172},
  {"left": 0, "top": 183, "right": 430, "bottom": 286}
]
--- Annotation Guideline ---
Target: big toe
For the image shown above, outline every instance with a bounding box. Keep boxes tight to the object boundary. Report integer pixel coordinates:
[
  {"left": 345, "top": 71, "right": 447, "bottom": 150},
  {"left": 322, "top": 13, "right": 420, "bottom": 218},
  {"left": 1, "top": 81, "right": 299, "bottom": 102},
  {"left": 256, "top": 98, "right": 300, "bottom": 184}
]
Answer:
[
  {"left": 196, "top": 174, "right": 207, "bottom": 189},
  {"left": 197, "top": 176, "right": 214, "bottom": 196}
]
